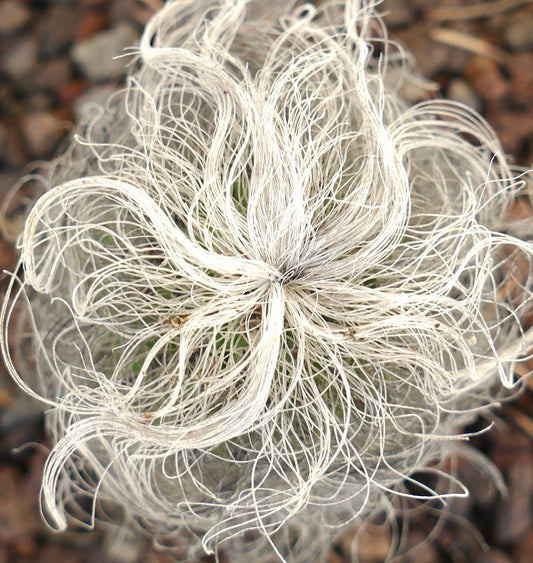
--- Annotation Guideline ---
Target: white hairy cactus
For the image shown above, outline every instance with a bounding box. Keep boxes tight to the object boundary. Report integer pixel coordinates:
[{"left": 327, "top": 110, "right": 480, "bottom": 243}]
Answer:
[{"left": 2, "top": 0, "right": 533, "bottom": 560}]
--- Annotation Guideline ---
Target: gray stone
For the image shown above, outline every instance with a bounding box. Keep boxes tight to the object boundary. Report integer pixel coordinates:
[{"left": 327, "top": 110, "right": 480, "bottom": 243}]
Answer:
[
  {"left": 0, "top": 0, "right": 31, "bottom": 34},
  {"left": 1, "top": 36, "right": 38, "bottom": 81},
  {"left": 71, "top": 23, "right": 139, "bottom": 82},
  {"left": 447, "top": 78, "right": 482, "bottom": 113}
]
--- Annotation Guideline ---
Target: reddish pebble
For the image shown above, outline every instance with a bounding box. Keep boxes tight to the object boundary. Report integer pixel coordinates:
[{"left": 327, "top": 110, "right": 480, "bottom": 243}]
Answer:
[
  {"left": 77, "top": 11, "right": 108, "bottom": 39},
  {"left": 60, "top": 79, "right": 89, "bottom": 105}
]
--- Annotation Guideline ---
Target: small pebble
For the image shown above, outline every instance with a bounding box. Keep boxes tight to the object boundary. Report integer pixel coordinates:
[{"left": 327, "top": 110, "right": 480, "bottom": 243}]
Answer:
[
  {"left": 1, "top": 36, "right": 38, "bottom": 81},
  {"left": 513, "top": 529, "right": 533, "bottom": 563},
  {"left": 79, "top": 0, "right": 108, "bottom": 6},
  {"left": 26, "top": 92, "right": 55, "bottom": 112},
  {"left": 0, "top": 238, "right": 17, "bottom": 273},
  {"left": 464, "top": 56, "right": 509, "bottom": 106},
  {"left": 21, "top": 112, "right": 69, "bottom": 157},
  {"left": 60, "top": 79, "right": 89, "bottom": 105},
  {"left": 1, "top": 125, "right": 28, "bottom": 168},
  {"left": 486, "top": 109, "right": 533, "bottom": 155},
  {"left": 447, "top": 78, "right": 482, "bottom": 113},
  {"left": 342, "top": 525, "right": 392, "bottom": 561},
  {"left": 457, "top": 455, "right": 497, "bottom": 506},
  {"left": 0, "top": 121, "right": 7, "bottom": 159},
  {"left": 110, "top": 0, "right": 146, "bottom": 23},
  {"left": 404, "top": 541, "right": 439, "bottom": 563},
  {"left": 76, "top": 11, "right": 109, "bottom": 39},
  {"left": 503, "top": 11, "right": 533, "bottom": 51},
  {"left": 0, "top": 172, "right": 21, "bottom": 206},
  {"left": 0, "top": 465, "right": 41, "bottom": 539},
  {"left": 71, "top": 22, "right": 139, "bottom": 82},
  {"left": 0, "top": 0, "right": 31, "bottom": 35},
  {"left": 32, "top": 58, "right": 72, "bottom": 93},
  {"left": 0, "top": 386, "right": 14, "bottom": 408},
  {"left": 0, "top": 84, "right": 22, "bottom": 117},
  {"left": 402, "top": 530, "right": 440, "bottom": 563},
  {"left": 408, "top": 0, "right": 438, "bottom": 11},
  {"left": 392, "top": 23, "right": 470, "bottom": 78},
  {"left": 494, "top": 461, "right": 533, "bottom": 545},
  {"left": 37, "top": 4, "right": 80, "bottom": 57},
  {"left": 380, "top": 0, "right": 414, "bottom": 28},
  {"left": 490, "top": 429, "right": 531, "bottom": 470},
  {"left": 481, "top": 548, "right": 513, "bottom": 563},
  {"left": 509, "top": 52, "right": 533, "bottom": 108}
]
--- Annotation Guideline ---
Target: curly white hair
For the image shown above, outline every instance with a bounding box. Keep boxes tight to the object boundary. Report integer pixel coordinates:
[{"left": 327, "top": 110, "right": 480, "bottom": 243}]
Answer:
[{"left": 2, "top": 1, "right": 532, "bottom": 560}]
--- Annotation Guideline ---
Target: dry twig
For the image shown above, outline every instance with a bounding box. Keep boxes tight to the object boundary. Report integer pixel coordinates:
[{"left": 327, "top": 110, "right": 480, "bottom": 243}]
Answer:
[
  {"left": 430, "top": 28, "right": 509, "bottom": 64},
  {"left": 428, "top": 0, "right": 532, "bottom": 22}
]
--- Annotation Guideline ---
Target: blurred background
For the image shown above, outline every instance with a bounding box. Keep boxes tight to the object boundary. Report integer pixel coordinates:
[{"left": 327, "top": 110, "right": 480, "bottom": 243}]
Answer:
[{"left": 0, "top": 0, "right": 532, "bottom": 561}]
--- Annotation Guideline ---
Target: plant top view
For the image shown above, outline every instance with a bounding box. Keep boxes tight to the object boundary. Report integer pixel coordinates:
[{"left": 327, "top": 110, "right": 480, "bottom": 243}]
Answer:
[{"left": 1, "top": 0, "right": 532, "bottom": 561}]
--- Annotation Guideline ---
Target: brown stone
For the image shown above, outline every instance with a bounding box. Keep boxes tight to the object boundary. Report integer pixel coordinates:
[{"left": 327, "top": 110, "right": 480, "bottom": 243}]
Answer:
[
  {"left": 0, "top": 239, "right": 18, "bottom": 272},
  {"left": 464, "top": 56, "right": 509, "bottom": 107},
  {"left": 37, "top": 5, "right": 80, "bottom": 57},
  {"left": 494, "top": 461, "right": 533, "bottom": 544},
  {"left": 486, "top": 110, "right": 533, "bottom": 155},
  {"left": 21, "top": 112, "right": 69, "bottom": 157},
  {"left": 1, "top": 123, "right": 28, "bottom": 168},
  {"left": 32, "top": 58, "right": 72, "bottom": 93},
  {"left": 513, "top": 530, "right": 533, "bottom": 563},
  {"left": 0, "top": 0, "right": 31, "bottom": 34},
  {"left": 342, "top": 524, "right": 392, "bottom": 561},
  {"left": 480, "top": 548, "right": 513, "bottom": 563},
  {"left": 508, "top": 52, "right": 533, "bottom": 108}
]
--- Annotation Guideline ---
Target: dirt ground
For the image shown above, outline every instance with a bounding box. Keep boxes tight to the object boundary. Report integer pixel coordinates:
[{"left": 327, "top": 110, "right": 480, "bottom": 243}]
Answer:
[{"left": 0, "top": 1, "right": 532, "bottom": 561}]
